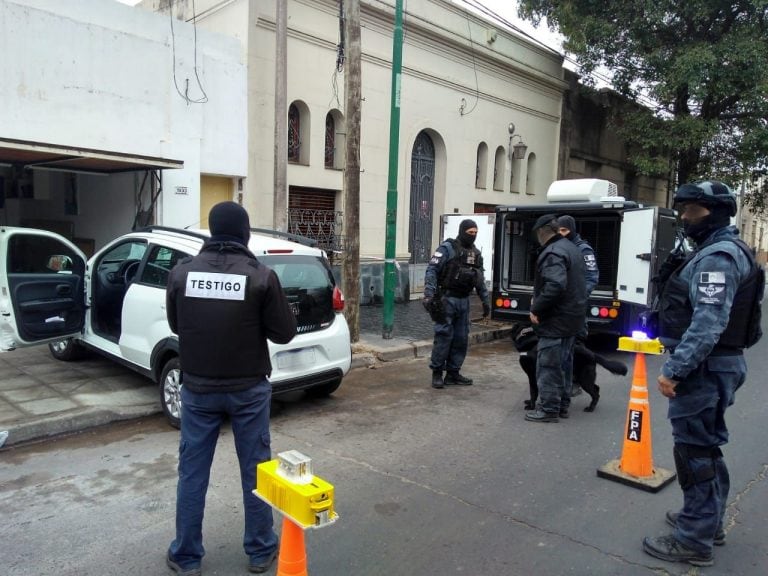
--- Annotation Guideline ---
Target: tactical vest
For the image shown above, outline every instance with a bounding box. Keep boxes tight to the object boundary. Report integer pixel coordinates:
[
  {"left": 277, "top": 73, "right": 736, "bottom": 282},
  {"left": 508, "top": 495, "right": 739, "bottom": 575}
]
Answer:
[
  {"left": 659, "top": 238, "right": 763, "bottom": 349},
  {"left": 439, "top": 240, "right": 483, "bottom": 297}
]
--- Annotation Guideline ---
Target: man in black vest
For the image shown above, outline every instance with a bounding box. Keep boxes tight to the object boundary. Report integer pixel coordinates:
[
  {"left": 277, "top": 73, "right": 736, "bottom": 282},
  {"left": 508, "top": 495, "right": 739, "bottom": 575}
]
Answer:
[
  {"left": 525, "top": 214, "right": 587, "bottom": 422},
  {"left": 423, "top": 219, "right": 491, "bottom": 389},
  {"left": 643, "top": 181, "right": 763, "bottom": 567},
  {"left": 165, "top": 202, "right": 297, "bottom": 575}
]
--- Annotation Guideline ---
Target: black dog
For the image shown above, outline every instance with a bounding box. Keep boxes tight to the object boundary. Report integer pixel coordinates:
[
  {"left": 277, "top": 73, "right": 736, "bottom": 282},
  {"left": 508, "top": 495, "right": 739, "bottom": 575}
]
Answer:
[{"left": 512, "top": 324, "right": 628, "bottom": 412}]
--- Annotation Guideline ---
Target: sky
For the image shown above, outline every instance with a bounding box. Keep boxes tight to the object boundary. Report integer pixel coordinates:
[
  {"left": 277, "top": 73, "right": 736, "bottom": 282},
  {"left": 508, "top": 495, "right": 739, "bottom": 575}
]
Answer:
[{"left": 454, "top": 0, "right": 565, "bottom": 55}]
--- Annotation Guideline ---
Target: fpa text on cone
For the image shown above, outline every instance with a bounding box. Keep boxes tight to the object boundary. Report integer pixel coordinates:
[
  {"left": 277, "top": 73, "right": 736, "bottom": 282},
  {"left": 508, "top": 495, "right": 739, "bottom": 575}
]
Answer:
[
  {"left": 597, "top": 334, "right": 676, "bottom": 493},
  {"left": 254, "top": 450, "right": 338, "bottom": 576}
]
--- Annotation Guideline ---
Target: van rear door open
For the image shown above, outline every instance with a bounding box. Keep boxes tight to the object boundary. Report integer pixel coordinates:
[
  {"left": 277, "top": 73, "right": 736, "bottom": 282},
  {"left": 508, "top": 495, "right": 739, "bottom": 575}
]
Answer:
[
  {"left": 490, "top": 196, "right": 677, "bottom": 336},
  {"left": 617, "top": 207, "right": 678, "bottom": 307}
]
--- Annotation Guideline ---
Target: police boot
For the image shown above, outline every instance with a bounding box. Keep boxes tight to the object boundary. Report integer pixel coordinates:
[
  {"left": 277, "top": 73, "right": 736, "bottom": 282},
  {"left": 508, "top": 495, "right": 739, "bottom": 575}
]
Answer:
[
  {"left": 666, "top": 511, "right": 726, "bottom": 546},
  {"left": 642, "top": 535, "right": 713, "bottom": 567},
  {"left": 431, "top": 370, "right": 445, "bottom": 389},
  {"left": 444, "top": 371, "right": 473, "bottom": 386}
]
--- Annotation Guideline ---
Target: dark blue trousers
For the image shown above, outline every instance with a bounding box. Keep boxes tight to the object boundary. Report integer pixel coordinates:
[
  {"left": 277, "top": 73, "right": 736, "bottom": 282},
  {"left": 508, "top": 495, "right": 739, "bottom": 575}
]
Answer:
[
  {"left": 668, "top": 355, "right": 746, "bottom": 553},
  {"left": 429, "top": 296, "right": 470, "bottom": 372},
  {"left": 168, "top": 382, "right": 278, "bottom": 569}
]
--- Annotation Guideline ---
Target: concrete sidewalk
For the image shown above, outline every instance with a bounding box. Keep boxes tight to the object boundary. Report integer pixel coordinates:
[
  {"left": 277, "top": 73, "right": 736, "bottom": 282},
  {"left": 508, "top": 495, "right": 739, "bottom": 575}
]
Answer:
[{"left": 0, "top": 317, "right": 512, "bottom": 448}]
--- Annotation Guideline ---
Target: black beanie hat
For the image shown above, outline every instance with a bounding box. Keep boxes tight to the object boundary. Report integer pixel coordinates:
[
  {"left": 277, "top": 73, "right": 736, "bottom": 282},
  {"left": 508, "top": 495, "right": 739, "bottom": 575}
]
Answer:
[
  {"left": 208, "top": 201, "right": 251, "bottom": 246},
  {"left": 557, "top": 215, "right": 576, "bottom": 233},
  {"left": 459, "top": 219, "right": 478, "bottom": 234}
]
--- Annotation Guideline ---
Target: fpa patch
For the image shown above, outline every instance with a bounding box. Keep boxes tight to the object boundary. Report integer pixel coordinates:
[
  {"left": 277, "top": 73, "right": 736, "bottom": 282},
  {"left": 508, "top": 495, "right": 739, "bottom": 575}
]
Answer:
[
  {"left": 697, "top": 271, "right": 726, "bottom": 305},
  {"left": 185, "top": 272, "right": 247, "bottom": 300}
]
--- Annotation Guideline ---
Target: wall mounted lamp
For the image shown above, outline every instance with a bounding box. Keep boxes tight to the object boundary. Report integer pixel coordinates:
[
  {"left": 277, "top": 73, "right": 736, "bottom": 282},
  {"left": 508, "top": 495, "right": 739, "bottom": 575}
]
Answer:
[{"left": 508, "top": 122, "right": 528, "bottom": 160}]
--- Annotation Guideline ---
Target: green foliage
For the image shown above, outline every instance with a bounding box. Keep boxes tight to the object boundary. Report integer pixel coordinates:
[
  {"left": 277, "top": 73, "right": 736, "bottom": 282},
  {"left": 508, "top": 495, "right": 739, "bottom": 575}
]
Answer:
[{"left": 519, "top": 0, "right": 768, "bottom": 203}]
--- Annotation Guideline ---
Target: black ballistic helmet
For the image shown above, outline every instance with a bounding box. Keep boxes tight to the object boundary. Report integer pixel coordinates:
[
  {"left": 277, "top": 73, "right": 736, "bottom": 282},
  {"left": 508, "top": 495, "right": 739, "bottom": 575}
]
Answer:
[{"left": 673, "top": 181, "right": 737, "bottom": 217}]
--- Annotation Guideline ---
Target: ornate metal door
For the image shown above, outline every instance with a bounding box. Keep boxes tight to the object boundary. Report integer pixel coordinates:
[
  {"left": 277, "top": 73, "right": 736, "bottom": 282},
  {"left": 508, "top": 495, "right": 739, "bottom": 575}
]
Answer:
[{"left": 409, "top": 131, "right": 435, "bottom": 263}]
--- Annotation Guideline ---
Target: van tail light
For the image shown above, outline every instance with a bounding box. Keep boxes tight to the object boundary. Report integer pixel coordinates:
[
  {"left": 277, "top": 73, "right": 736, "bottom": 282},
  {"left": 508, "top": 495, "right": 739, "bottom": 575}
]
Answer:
[{"left": 332, "top": 286, "right": 345, "bottom": 311}]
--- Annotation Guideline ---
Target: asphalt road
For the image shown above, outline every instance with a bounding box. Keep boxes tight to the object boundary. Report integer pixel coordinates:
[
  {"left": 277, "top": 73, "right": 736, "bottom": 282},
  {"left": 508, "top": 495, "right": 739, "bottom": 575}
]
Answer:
[{"left": 1, "top": 339, "right": 767, "bottom": 575}]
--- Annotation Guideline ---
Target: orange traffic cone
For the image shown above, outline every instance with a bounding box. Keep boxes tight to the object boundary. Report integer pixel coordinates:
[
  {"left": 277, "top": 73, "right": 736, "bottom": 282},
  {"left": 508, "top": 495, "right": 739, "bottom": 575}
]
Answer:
[
  {"left": 277, "top": 517, "right": 308, "bottom": 576},
  {"left": 597, "top": 351, "right": 676, "bottom": 492}
]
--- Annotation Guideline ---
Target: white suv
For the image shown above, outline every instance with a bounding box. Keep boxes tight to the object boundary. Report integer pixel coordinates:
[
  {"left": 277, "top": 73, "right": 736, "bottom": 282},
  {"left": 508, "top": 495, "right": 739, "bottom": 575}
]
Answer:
[{"left": 0, "top": 226, "right": 351, "bottom": 427}]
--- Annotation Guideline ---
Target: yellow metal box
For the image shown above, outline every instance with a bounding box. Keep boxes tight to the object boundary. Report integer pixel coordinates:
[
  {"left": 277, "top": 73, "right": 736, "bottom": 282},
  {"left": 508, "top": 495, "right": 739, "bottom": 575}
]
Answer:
[{"left": 255, "top": 459, "right": 336, "bottom": 529}]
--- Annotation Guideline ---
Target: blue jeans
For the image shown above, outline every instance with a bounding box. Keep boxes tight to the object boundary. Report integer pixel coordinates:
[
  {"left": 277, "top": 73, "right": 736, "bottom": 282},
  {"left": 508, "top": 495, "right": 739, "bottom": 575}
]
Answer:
[
  {"left": 429, "top": 296, "right": 470, "bottom": 372},
  {"left": 168, "top": 382, "right": 278, "bottom": 569},
  {"left": 668, "top": 354, "right": 746, "bottom": 553},
  {"left": 535, "top": 336, "right": 575, "bottom": 413}
]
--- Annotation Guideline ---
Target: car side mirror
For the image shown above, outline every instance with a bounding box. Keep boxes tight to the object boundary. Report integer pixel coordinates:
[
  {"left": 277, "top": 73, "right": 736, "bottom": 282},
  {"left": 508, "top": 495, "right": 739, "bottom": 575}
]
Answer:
[{"left": 47, "top": 255, "right": 73, "bottom": 272}]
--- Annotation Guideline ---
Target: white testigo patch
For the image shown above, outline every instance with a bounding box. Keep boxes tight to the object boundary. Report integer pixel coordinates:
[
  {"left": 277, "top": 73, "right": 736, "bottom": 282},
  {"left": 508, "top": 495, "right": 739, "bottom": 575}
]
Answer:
[{"left": 185, "top": 272, "right": 247, "bottom": 300}]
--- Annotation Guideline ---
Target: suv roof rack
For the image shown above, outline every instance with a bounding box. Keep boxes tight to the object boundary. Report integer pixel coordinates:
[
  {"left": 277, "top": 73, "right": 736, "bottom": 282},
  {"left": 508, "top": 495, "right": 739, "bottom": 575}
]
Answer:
[
  {"left": 136, "top": 226, "right": 209, "bottom": 241},
  {"left": 250, "top": 227, "right": 318, "bottom": 248}
]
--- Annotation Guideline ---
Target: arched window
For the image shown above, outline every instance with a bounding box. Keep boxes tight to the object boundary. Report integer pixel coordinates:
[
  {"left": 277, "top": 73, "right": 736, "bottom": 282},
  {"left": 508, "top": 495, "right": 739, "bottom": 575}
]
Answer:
[
  {"left": 288, "top": 104, "right": 301, "bottom": 163},
  {"left": 475, "top": 142, "right": 488, "bottom": 189},
  {"left": 325, "top": 113, "right": 335, "bottom": 168},
  {"left": 525, "top": 153, "right": 537, "bottom": 195},
  {"left": 493, "top": 146, "right": 506, "bottom": 191}
]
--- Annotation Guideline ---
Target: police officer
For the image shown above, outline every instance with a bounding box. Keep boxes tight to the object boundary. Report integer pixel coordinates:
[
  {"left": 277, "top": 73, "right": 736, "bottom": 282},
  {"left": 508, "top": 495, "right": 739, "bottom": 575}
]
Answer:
[
  {"left": 423, "top": 219, "right": 491, "bottom": 389},
  {"left": 558, "top": 214, "right": 599, "bottom": 397},
  {"left": 643, "top": 181, "right": 764, "bottom": 567},
  {"left": 557, "top": 215, "right": 599, "bottom": 295},
  {"left": 525, "top": 214, "right": 587, "bottom": 422},
  {"left": 165, "top": 202, "right": 297, "bottom": 575}
]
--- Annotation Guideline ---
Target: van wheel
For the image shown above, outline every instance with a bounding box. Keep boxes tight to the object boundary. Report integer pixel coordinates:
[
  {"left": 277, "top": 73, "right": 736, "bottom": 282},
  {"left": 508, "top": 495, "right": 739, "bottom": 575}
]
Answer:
[
  {"left": 159, "top": 357, "right": 182, "bottom": 429},
  {"left": 48, "top": 338, "right": 84, "bottom": 361},
  {"left": 305, "top": 378, "right": 342, "bottom": 398}
]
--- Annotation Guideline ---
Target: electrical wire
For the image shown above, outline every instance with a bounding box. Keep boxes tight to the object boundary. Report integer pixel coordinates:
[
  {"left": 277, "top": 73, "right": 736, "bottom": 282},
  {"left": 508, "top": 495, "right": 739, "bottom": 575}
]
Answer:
[
  {"left": 459, "top": 0, "right": 660, "bottom": 109},
  {"left": 330, "top": 0, "right": 344, "bottom": 108},
  {"left": 459, "top": 13, "right": 480, "bottom": 116},
  {"left": 169, "top": 0, "right": 208, "bottom": 104}
]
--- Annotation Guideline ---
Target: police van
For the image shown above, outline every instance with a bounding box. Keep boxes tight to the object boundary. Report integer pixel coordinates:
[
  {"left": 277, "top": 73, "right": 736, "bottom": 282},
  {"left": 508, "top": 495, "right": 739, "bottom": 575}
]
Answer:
[
  {"left": 0, "top": 225, "right": 352, "bottom": 428},
  {"left": 491, "top": 179, "right": 680, "bottom": 336}
]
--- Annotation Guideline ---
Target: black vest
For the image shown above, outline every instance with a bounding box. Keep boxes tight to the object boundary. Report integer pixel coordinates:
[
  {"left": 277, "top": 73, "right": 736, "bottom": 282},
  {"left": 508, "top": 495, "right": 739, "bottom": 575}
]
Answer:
[
  {"left": 440, "top": 240, "right": 483, "bottom": 297},
  {"left": 659, "top": 238, "right": 763, "bottom": 349}
]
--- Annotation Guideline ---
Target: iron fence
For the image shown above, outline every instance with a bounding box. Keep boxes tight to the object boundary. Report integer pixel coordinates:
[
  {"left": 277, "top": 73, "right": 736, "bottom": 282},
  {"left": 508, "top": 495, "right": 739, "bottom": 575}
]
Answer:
[{"left": 288, "top": 208, "right": 345, "bottom": 262}]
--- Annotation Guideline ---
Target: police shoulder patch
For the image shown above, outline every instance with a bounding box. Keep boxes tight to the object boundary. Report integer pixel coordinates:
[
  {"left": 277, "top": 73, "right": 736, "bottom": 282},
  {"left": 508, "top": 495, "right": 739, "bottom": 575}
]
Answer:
[
  {"left": 696, "top": 271, "right": 726, "bottom": 305},
  {"left": 429, "top": 251, "right": 444, "bottom": 265}
]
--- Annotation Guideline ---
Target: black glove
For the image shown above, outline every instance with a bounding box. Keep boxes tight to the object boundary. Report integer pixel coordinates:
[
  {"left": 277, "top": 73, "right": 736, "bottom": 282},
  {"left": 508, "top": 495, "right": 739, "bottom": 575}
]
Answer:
[
  {"left": 423, "top": 295, "right": 446, "bottom": 323},
  {"left": 482, "top": 302, "right": 491, "bottom": 318}
]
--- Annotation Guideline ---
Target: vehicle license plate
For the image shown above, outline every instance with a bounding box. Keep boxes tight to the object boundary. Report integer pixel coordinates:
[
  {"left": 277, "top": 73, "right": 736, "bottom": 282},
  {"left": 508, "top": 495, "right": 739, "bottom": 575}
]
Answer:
[{"left": 276, "top": 348, "right": 315, "bottom": 369}]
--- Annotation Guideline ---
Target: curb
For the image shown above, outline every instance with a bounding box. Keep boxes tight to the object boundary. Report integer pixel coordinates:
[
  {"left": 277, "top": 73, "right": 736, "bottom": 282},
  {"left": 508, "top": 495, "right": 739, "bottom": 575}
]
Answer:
[
  {"left": 3, "top": 405, "right": 160, "bottom": 448},
  {"left": 351, "top": 323, "right": 513, "bottom": 369}
]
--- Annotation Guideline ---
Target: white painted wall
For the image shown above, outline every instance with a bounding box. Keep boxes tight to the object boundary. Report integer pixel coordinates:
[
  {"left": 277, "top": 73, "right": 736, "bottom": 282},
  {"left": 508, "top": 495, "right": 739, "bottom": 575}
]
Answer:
[
  {"left": 0, "top": 0, "right": 247, "bottom": 245},
  {"left": 142, "top": 0, "right": 566, "bottom": 260}
]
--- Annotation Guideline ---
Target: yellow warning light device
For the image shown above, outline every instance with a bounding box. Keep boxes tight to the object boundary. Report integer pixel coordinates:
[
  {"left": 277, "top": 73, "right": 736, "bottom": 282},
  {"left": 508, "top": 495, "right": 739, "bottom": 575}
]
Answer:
[
  {"left": 618, "top": 332, "right": 664, "bottom": 355},
  {"left": 254, "top": 450, "right": 338, "bottom": 529}
]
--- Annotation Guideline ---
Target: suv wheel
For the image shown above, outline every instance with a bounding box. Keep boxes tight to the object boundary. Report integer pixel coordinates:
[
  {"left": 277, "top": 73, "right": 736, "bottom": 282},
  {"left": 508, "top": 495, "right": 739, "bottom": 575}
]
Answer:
[
  {"left": 159, "top": 357, "right": 182, "bottom": 429},
  {"left": 48, "top": 338, "right": 85, "bottom": 361},
  {"left": 305, "top": 378, "right": 342, "bottom": 398}
]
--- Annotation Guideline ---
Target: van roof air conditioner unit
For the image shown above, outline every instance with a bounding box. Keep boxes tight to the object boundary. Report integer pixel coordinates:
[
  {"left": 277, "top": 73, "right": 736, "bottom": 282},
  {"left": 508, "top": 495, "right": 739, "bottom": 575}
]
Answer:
[{"left": 546, "top": 178, "right": 622, "bottom": 203}]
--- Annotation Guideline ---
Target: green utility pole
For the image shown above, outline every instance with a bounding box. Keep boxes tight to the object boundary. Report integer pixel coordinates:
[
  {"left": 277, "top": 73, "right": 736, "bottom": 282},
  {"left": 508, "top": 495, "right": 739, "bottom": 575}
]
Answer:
[{"left": 382, "top": 0, "right": 404, "bottom": 339}]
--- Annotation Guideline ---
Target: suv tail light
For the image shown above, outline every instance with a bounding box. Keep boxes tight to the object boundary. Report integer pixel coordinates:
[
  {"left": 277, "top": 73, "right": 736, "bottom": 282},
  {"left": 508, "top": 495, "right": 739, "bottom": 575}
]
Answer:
[{"left": 332, "top": 286, "right": 345, "bottom": 311}]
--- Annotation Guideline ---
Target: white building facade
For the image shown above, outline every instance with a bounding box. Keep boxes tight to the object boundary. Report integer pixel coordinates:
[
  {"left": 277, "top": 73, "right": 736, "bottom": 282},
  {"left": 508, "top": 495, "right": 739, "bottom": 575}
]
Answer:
[
  {"left": 0, "top": 0, "right": 246, "bottom": 249},
  {"left": 140, "top": 0, "right": 567, "bottom": 281}
]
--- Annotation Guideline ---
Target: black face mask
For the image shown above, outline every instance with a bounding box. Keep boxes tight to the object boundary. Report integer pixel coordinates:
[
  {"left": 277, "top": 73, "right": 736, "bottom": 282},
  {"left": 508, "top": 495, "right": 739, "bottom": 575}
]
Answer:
[
  {"left": 458, "top": 231, "right": 475, "bottom": 248},
  {"left": 682, "top": 207, "right": 730, "bottom": 244}
]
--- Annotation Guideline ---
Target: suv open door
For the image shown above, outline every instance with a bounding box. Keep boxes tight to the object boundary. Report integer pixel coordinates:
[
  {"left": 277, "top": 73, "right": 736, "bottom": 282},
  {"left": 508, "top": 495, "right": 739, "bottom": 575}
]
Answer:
[{"left": 0, "top": 227, "right": 86, "bottom": 350}]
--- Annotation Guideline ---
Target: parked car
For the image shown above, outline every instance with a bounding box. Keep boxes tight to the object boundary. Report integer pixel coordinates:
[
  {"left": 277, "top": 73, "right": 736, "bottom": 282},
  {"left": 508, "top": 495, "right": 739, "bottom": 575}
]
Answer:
[{"left": 0, "top": 225, "right": 352, "bottom": 427}]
